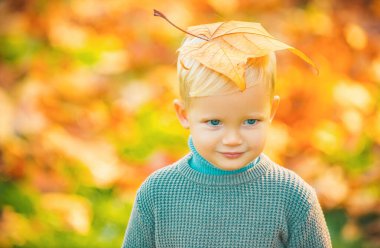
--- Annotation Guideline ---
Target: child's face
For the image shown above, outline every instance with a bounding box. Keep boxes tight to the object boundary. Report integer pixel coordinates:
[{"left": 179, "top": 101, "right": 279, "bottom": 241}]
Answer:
[{"left": 174, "top": 82, "right": 280, "bottom": 171}]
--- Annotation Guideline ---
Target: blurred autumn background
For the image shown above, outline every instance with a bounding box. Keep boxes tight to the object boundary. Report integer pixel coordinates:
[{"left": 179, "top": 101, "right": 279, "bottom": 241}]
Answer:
[{"left": 0, "top": 0, "right": 380, "bottom": 247}]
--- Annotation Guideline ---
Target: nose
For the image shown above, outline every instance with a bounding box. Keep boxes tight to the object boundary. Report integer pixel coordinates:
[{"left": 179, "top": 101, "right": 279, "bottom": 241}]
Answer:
[{"left": 222, "top": 129, "right": 243, "bottom": 146}]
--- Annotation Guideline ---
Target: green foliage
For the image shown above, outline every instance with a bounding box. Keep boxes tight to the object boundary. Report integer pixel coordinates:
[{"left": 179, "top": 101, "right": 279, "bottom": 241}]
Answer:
[
  {"left": 0, "top": 180, "right": 36, "bottom": 216},
  {"left": 0, "top": 0, "right": 379, "bottom": 247}
]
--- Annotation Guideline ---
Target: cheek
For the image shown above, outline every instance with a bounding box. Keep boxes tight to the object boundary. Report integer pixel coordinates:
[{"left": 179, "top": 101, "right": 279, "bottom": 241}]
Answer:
[
  {"left": 244, "top": 126, "right": 269, "bottom": 145},
  {"left": 191, "top": 129, "right": 220, "bottom": 150},
  {"left": 193, "top": 133, "right": 219, "bottom": 147},
  {"left": 192, "top": 137, "right": 216, "bottom": 158}
]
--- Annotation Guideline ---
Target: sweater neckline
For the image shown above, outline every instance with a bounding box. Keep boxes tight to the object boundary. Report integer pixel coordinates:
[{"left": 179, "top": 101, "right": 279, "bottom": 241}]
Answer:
[{"left": 176, "top": 153, "right": 273, "bottom": 186}]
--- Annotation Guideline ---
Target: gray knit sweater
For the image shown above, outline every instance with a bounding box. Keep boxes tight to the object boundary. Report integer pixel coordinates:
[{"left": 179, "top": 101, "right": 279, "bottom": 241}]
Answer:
[{"left": 122, "top": 153, "right": 332, "bottom": 248}]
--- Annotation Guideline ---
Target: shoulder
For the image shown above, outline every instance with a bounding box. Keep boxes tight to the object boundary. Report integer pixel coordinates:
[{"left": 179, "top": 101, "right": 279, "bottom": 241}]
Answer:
[
  {"left": 263, "top": 154, "right": 318, "bottom": 207},
  {"left": 135, "top": 155, "right": 188, "bottom": 199},
  {"left": 131, "top": 156, "right": 188, "bottom": 214},
  {"left": 262, "top": 155, "right": 322, "bottom": 226}
]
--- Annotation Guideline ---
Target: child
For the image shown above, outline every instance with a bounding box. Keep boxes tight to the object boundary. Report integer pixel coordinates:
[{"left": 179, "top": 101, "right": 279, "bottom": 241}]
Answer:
[{"left": 122, "top": 17, "right": 332, "bottom": 247}]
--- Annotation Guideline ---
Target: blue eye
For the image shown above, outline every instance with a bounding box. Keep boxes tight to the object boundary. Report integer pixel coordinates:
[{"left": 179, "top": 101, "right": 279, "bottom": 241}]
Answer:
[
  {"left": 207, "top": 120, "right": 221, "bottom": 126},
  {"left": 244, "top": 119, "right": 257, "bottom": 125}
]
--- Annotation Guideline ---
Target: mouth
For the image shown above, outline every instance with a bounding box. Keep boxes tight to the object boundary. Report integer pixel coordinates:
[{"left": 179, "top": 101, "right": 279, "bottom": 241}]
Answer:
[{"left": 220, "top": 152, "right": 244, "bottom": 159}]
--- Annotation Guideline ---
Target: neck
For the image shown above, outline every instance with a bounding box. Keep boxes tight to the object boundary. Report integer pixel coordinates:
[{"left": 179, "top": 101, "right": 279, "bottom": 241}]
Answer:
[{"left": 188, "top": 136, "right": 260, "bottom": 175}]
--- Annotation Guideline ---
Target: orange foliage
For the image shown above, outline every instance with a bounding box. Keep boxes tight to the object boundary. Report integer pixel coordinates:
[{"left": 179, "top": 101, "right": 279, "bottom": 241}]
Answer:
[{"left": 0, "top": 0, "right": 379, "bottom": 247}]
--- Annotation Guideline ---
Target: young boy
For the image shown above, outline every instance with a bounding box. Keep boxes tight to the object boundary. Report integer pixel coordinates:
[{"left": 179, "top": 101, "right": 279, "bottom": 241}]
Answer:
[{"left": 122, "top": 19, "right": 332, "bottom": 247}]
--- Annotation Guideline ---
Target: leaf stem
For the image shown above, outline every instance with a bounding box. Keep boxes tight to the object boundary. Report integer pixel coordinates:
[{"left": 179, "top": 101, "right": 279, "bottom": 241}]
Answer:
[{"left": 153, "top": 9, "right": 209, "bottom": 41}]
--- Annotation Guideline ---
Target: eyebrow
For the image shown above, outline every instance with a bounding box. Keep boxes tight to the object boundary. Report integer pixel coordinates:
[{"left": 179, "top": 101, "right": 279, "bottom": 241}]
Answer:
[
  {"left": 246, "top": 113, "right": 267, "bottom": 119},
  {"left": 199, "top": 113, "right": 267, "bottom": 121},
  {"left": 199, "top": 116, "right": 222, "bottom": 121}
]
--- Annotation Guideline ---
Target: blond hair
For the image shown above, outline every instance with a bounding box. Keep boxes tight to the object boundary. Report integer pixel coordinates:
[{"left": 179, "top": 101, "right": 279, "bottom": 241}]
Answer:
[{"left": 177, "top": 36, "right": 277, "bottom": 107}]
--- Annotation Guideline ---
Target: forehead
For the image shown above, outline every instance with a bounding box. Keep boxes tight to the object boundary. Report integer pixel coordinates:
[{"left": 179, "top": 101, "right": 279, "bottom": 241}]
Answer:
[{"left": 188, "top": 82, "right": 271, "bottom": 117}]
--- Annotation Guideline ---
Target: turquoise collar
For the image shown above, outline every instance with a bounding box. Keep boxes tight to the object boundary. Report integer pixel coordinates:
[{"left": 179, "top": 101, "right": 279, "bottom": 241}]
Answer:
[{"left": 188, "top": 136, "right": 260, "bottom": 175}]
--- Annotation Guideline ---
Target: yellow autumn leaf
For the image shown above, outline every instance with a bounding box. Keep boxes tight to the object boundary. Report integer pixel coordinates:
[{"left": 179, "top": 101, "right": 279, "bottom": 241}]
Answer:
[{"left": 177, "top": 21, "right": 317, "bottom": 90}]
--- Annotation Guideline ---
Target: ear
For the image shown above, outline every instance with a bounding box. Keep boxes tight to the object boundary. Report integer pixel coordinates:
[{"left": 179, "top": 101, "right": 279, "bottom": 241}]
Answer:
[
  {"left": 173, "top": 99, "right": 190, "bottom": 129},
  {"left": 269, "top": 95, "right": 280, "bottom": 122}
]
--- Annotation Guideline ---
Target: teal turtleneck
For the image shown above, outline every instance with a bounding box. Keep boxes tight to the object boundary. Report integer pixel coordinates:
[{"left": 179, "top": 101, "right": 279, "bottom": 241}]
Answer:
[{"left": 188, "top": 136, "right": 260, "bottom": 175}]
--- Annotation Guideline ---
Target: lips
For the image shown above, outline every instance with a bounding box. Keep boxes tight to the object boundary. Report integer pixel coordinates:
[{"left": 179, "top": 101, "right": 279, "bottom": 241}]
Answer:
[{"left": 220, "top": 152, "right": 244, "bottom": 159}]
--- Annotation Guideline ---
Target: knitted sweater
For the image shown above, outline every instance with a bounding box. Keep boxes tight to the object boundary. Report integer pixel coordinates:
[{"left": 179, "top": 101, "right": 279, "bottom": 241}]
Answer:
[{"left": 122, "top": 153, "right": 332, "bottom": 248}]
